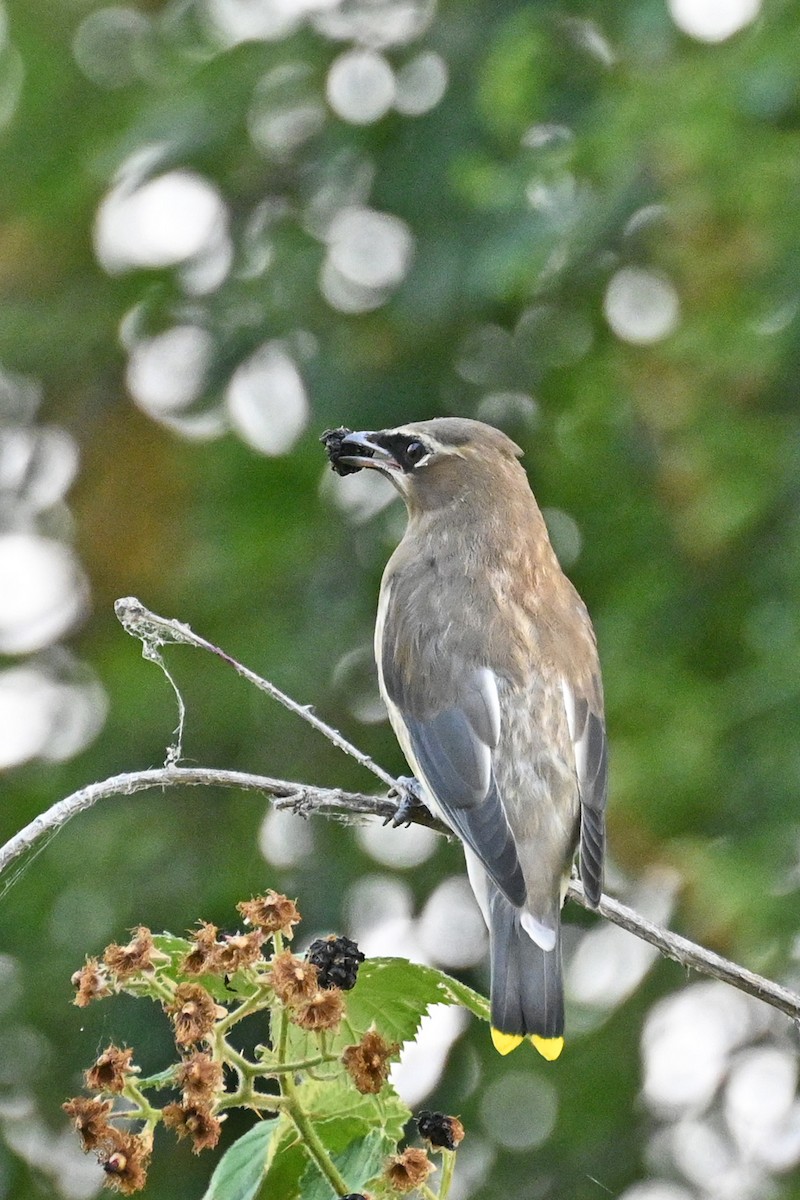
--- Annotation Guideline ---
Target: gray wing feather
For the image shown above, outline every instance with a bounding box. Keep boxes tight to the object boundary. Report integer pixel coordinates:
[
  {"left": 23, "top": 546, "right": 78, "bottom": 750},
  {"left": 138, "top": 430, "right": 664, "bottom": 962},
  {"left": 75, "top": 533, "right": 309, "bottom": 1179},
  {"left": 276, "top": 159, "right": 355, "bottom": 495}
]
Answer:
[
  {"left": 405, "top": 707, "right": 492, "bottom": 805},
  {"left": 565, "top": 686, "right": 607, "bottom": 907},
  {"left": 386, "top": 654, "right": 526, "bottom": 908},
  {"left": 403, "top": 711, "right": 526, "bottom": 906}
]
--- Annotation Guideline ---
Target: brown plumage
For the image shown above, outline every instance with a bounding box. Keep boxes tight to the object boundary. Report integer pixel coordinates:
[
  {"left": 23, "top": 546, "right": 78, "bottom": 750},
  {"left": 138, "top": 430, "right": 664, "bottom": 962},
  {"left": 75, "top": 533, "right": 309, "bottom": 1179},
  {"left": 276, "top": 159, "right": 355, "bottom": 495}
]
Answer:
[{"left": 325, "top": 417, "right": 607, "bottom": 1058}]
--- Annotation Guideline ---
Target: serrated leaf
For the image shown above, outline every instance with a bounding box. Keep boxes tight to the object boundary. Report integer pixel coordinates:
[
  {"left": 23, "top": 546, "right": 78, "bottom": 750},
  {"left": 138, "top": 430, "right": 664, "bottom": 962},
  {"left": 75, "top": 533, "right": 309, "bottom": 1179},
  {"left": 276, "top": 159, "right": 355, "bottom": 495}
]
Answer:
[
  {"left": 296, "top": 1075, "right": 410, "bottom": 1137},
  {"left": 152, "top": 932, "right": 194, "bottom": 961},
  {"left": 424, "top": 966, "right": 491, "bottom": 1021},
  {"left": 300, "top": 1128, "right": 388, "bottom": 1200},
  {"left": 257, "top": 1080, "right": 409, "bottom": 1200},
  {"left": 281, "top": 958, "right": 489, "bottom": 1070},
  {"left": 201, "top": 1117, "right": 278, "bottom": 1200},
  {"left": 347, "top": 958, "right": 490, "bottom": 1043}
]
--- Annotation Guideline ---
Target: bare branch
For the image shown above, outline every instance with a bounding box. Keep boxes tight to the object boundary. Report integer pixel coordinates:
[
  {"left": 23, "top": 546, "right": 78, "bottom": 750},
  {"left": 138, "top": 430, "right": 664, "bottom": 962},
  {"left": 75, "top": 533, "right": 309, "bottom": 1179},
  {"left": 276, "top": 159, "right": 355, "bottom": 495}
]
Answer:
[
  {"left": 1, "top": 764, "right": 797, "bottom": 1024},
  {"left": 567, "top": 878, "right": 800, "bottom": 1023},
  {"left": 2, "top": 596, "right": 796, "bottom": 1029},
  {"left": 114, "top": 597, "right": 400, "bottom": 792},
  {"left": 0, "top": 767, "right": 448, "bottom": 881},
  {"left": 0, "top": 768, "right": 448, "bottom": 883}
]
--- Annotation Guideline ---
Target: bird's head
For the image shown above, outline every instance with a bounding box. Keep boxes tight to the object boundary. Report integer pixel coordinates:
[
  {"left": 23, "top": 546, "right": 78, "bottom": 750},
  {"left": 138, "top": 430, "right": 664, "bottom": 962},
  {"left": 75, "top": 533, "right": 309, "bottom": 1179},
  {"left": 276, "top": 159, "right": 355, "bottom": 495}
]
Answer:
[{"left": 326, "top": 417, "right": 526, "bottom": 516}]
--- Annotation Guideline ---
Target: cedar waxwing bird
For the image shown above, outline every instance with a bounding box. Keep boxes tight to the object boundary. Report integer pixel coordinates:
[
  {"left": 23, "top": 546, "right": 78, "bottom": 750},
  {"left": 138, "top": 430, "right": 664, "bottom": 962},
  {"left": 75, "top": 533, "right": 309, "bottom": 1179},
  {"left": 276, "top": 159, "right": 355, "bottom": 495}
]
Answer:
[{"left": 323, "top": 418, "right": 607, "bottom": 1060}]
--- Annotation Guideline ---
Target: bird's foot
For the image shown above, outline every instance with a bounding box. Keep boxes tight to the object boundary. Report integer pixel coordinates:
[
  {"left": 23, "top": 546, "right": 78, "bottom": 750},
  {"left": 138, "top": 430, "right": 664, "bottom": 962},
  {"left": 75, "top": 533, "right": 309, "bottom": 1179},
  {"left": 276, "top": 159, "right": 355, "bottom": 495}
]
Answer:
[{"left": 385, "top": 776, "right": 430, "bottom": 828}]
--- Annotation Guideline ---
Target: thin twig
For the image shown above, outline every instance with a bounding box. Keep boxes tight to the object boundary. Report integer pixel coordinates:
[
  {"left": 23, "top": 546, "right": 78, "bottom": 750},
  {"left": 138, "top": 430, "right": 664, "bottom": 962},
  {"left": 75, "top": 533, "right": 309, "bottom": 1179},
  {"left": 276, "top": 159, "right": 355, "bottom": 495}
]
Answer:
[
  {"left": 114, "top": 597, "right": 400, "bottom": 792},
  {"left": 568, "top": 877, "right": 800, "bottom": 1023}
]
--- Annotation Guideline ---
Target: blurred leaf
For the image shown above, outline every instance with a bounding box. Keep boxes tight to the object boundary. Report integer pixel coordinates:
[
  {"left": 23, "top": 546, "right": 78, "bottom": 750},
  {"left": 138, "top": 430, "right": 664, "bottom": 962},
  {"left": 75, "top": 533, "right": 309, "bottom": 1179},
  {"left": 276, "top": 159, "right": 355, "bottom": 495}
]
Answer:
[
  {"left": 300, "top": 1128, "right": 386, "bottom": 1200},
  {"left": 202, "top": 1117, "right": 279, "bottom": 1200},
  {"left": 348, "top": 957, "right": 491, "bottom": 1035},
  {"left": 260, "top": 1080, "right": 407, "bottom": 1200}
]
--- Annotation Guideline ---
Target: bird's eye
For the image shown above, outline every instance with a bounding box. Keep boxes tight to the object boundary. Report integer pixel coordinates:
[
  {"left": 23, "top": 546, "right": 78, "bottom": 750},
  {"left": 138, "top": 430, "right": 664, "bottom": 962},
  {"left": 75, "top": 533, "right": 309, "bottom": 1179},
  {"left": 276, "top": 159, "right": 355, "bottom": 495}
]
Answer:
[{"left": 405, "top": 440, "right": 427, "bottom": 465}]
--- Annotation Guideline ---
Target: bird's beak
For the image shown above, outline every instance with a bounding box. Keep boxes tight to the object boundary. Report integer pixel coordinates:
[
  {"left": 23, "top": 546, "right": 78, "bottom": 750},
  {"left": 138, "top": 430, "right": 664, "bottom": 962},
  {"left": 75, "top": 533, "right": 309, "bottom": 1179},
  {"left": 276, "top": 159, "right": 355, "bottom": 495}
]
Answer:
[{"left": 336, "top": 431, "right": 401, "bottom": 473}]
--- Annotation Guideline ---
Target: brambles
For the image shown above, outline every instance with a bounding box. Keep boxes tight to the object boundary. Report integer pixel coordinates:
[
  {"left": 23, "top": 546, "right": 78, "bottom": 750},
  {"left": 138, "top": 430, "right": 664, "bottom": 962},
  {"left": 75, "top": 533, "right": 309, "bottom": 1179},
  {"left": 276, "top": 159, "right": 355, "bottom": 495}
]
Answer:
[{"left": 64, "top": 889, "right": 480, "bottom": 1198}]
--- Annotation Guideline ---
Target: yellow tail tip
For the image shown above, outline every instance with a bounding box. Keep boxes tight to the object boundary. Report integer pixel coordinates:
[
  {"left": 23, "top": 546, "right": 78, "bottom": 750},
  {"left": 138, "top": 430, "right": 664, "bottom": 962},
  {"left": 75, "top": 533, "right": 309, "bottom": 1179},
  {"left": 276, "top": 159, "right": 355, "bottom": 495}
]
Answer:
[
  {"left": 531, "top": 1036, "right": 564, "bottom": 1061},
  {"left": 491, "top": 1027, "right": 524, "bottom": 1055}
]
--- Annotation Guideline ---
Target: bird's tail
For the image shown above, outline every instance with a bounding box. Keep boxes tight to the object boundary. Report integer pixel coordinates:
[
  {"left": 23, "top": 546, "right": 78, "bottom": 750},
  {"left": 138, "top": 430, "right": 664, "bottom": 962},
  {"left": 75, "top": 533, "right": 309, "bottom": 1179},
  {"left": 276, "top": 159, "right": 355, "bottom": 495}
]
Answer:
[{"left": 487, "top": 886, "right": 564, "bottom": 1061}]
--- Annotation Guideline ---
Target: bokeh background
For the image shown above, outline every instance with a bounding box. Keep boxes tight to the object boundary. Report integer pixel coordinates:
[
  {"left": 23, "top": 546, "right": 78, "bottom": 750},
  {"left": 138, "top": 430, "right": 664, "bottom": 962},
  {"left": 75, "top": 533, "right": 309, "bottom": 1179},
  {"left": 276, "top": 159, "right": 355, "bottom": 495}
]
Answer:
[{"left": 2, "top": 0, "right": 800, "bottom": 1196}]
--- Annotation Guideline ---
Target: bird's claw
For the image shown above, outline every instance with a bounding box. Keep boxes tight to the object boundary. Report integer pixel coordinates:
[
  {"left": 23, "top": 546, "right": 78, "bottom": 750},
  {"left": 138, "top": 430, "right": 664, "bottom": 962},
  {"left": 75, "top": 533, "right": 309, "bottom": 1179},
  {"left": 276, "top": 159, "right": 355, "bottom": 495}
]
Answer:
[{"left": 385, "top": 776, "right": 429, "bottom": 828}]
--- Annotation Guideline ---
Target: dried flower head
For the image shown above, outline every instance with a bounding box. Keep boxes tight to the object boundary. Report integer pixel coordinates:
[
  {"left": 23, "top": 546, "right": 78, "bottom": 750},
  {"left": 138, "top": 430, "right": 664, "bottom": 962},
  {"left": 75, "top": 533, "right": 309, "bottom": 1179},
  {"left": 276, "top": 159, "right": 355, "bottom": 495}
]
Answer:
[
  {"left": 417, "top": 1110, "right": 465, "bottom": 1151},
  {"left": 166, "top": 983, "right": 221, "bottom": 1046},
  {"left": 72, "top": 957, "right": 111, "bottom": 1007},
  {"left": 103, "top": 927, "right": 158, "bottom": 980},
  {"left": 216, "top": 929, "right": 265, "bottom": 974},
  {"left": 62, "top": 1095, "right": 114, "bottom": 1151},
  {"left": 181, "top": 922, "right": 222, "bottom": 975},
  {"left": 306, "top": 935, "right": 365, "bottom": 991},
  {"left": 85, "top": 1045, "right": 138, "bottom": 1094},
  {"left": 163, "top": 1101, "right": 222, "bottom": 1153},
  {"left": 268, "top": 950, "right": 319, "bottom": 1005},
  {"left": 342, "top": 1030, "right": 399, "bottom": 1094},
  {"left": 292, "top": 987, "right": 345, "bottom": 1033},
  {"left": 98, "top": 1128, "right": 152, "bottom": 1195},
  {"left": 175, "top": 1052, "right": 224, "bottom": 1105},
  {"left": 237, "top": 891, "right": 300, "bottom": 937},
  {"left": 384, "top": 1147, "right": 435, "bottom": 1194}
]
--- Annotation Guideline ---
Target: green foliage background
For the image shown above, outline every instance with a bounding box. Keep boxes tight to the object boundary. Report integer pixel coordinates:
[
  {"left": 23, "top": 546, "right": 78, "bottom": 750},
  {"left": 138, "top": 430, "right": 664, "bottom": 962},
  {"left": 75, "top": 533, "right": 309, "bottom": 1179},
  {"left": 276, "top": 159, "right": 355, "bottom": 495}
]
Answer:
[{"left": 1, "top": 0, "right": 800, "bottom": 1197}]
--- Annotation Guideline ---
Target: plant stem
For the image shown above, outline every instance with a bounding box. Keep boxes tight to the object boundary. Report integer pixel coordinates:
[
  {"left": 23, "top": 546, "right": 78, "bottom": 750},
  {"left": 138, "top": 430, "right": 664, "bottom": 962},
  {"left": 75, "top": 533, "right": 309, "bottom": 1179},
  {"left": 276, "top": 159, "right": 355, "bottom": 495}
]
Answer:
[
  {"left": 270, "top": 951, "right": 350, "bottom": 1199},
  {"left": 283, "top": 1080, "right": 351, "bottom": 1197},
  {"left": 267, "top": 1054, "right": 337, "bottom": 1075},
  {"left": 122, "top": 1081, "right": 161, "bottom": 1124},
  {"left": 218, "top": 1039, "right": 259, "bottom": 1078},
  {"left": 277, "top": 1006, "right": 289, "bottom": 1067},
  {"left": 124, "top": 975, "right": 175, "bottom": 1005},
  {"left": 216, "top": 1088, "right": 286, "bottom": 1113},
  {"left": 216, "top": 988, "right": 268, "bottom": 1035},
  {"left": 438, "top": 1150, "right": 456, "bottom": 1199}
]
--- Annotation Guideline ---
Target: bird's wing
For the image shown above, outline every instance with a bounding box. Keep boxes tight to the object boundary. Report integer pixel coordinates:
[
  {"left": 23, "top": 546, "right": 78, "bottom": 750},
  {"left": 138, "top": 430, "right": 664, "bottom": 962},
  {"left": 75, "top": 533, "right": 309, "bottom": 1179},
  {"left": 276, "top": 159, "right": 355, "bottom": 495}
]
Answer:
[
  {"left": 561, "top": 678, "right": 607, "bottom": 907},
  {"left": 384, "top": 658, "right": 527, "bottom": 908}
]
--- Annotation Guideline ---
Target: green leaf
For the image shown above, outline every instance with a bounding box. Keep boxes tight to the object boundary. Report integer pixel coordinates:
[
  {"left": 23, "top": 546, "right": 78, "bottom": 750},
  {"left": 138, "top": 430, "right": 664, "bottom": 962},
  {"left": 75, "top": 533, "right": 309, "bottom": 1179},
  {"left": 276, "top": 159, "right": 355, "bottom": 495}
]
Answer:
[
  {"left": 300, "top": 1128, "right": 387, "bottom": 1200},
  {"left": 253, "top": 1116, "right": 306, "bottom": 1200},
  {"left": 295, "top": 1075, "right": 410, "bottom": 1137},
  {"left": 257, "top": 1079, "right": 410, "bottom": 1200},
  {"left": 281, "top": 957, "right": 489, "bottom": 1070},
  {"left": 201, "top": 1118, "right": 279, "bottom": 1200},
  {"left": 347, "top": 958, "right": 490, "bottom": 1042}
]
